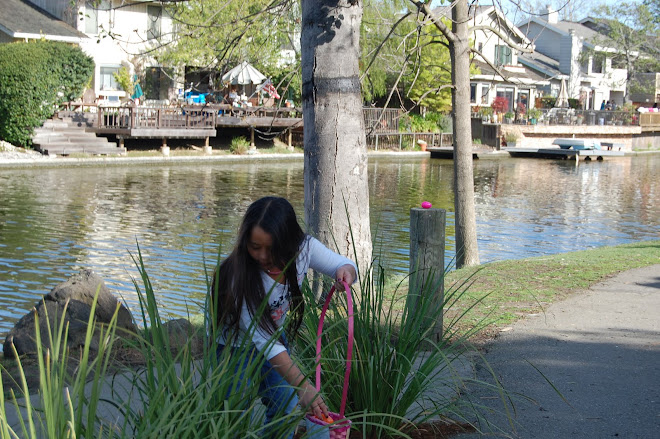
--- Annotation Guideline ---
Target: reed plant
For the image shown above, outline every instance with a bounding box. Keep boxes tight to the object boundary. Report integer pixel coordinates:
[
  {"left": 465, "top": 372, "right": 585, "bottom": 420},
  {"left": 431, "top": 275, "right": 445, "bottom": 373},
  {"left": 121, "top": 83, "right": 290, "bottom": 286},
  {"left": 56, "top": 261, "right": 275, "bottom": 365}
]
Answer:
[
  {"left": 295, "top": 260, "right": 509, "bottom": 438},
  {"left": 0, "top": 249, "right": 306, "bottom": 438},
  {"left": 0, "top": 288, "right": 121, "bottom": 438},
  {"left": 110, "top": 247, "right": 304, "bottom": 438}
]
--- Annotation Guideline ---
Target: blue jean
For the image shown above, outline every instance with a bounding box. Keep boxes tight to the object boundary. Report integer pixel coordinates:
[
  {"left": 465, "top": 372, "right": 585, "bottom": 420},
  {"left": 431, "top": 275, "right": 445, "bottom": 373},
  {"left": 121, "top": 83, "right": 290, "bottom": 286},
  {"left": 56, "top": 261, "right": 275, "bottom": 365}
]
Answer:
[{"left": 216, "top": 342, "right": 298, "bottom": 439}]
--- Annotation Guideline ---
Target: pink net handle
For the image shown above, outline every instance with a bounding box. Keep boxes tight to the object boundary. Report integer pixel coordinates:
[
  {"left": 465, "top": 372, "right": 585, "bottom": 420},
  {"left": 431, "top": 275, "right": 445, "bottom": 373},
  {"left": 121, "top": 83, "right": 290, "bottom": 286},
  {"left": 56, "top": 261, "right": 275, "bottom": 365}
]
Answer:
[{"left": 314, "top": 280, "right": 354, "bottom": 417}]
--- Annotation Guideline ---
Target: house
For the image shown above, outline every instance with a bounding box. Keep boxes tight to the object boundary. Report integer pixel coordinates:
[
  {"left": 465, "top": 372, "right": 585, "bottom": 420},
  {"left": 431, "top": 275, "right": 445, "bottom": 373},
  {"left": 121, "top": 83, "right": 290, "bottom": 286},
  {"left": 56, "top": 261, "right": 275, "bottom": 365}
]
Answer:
[
  {"left": 431, "top": 5, "right": 546, "bottom": 114},
  {"left": 466, "top": 6, "right": 548, "bottom": 114},
  {"left": 0, "top": 0, "right": 177, "bottom": 103},
  {"left": 516, "top": 7, "right": 628, "bottom": 110}
]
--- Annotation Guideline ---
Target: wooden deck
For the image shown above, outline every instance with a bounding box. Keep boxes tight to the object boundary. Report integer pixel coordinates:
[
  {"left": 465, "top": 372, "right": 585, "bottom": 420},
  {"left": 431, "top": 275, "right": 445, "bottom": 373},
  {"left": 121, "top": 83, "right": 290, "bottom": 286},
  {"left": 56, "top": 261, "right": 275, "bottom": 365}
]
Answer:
[
  {"left": 504, "top": 147, "right": 624, "bottom": 161},
  {"left": 93, "top": 106, "right": 217, "bottom": 138}
]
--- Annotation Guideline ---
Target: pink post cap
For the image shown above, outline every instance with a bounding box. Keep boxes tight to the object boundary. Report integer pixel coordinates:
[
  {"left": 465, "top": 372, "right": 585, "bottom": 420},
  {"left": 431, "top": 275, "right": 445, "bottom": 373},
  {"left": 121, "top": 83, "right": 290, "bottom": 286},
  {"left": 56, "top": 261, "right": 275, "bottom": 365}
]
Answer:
[{"left": 421, "top": 201, "right": 432, "bottom": 209}]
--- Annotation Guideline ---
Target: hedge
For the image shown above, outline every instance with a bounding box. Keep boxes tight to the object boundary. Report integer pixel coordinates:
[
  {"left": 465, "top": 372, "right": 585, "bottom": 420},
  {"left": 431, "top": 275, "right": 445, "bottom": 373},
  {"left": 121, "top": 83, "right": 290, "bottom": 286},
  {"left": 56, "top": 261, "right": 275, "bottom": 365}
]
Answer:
[{"left": 0, "top": 40, "right": 94, "bottom": 147}]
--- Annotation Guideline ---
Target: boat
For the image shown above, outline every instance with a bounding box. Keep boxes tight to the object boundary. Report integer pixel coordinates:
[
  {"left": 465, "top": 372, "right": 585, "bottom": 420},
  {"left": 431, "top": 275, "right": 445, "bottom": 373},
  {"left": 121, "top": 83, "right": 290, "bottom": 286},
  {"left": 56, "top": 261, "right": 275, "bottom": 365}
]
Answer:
[{"left": 552, "top": 138, "right": 602, "bottom": 150}]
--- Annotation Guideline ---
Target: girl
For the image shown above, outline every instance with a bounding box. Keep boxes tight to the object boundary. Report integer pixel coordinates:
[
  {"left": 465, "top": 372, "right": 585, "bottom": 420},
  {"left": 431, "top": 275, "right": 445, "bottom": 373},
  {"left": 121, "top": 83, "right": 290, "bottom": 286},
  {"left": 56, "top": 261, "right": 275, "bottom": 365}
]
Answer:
[{"left": 210, "top": 196, "right": 357, "bottom": 438}]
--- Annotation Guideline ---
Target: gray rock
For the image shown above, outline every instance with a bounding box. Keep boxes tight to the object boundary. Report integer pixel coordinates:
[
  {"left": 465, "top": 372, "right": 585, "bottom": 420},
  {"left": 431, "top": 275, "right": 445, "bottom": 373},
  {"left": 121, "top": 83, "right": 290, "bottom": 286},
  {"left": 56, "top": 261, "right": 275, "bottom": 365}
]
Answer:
[{"left": 3, "top": 269, "right": 137, "bottom": 359}]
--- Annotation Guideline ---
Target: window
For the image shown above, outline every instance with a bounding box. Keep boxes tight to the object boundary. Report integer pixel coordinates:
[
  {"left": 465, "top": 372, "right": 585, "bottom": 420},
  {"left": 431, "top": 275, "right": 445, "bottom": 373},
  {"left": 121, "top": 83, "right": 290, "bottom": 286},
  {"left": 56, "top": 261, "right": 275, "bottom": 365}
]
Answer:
[
  {"left": 495, "top": 45, "right": 512, "bottom": 66},
  {"left": 100, "top": 66, "right": 120, "bottom": 90},
  {"left": 496, "top": 87, "right": 515, "bottom": 112},
  {"left": 592, "top": 53, "right": 605, "bottom": 74},
  {"left": 85, "top": 2, "right": 98, "bottom": 34},
  {"left": 147, "top": 5, "right": 162, "bottom": 40},
  {"left": 470, "top": 83, "right": 477, "bottom": 103},
  {"left": 481, "top": 86, "right": 489, "bottom": 104}
]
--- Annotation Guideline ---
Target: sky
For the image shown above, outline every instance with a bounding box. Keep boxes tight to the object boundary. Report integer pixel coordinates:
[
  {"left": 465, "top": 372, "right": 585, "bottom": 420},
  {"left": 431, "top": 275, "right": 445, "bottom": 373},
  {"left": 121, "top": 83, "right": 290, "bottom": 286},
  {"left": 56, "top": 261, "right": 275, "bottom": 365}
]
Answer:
[{"left": 429, "top": 0, "right": 645, "bottom": 23}]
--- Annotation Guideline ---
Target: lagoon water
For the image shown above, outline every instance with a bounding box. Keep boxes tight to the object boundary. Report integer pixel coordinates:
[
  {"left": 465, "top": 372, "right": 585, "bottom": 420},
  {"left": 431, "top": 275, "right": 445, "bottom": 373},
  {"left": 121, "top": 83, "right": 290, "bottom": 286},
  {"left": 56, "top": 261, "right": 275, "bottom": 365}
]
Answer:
[{"left": 1, "top": 154, "right": 658, "bottom": 347}]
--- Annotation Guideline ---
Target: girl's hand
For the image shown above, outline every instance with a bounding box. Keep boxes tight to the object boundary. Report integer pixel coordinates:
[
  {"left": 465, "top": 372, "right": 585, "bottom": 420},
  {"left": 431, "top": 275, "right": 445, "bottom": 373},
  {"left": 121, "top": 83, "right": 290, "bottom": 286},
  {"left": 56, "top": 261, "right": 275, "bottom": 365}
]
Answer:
[
  {"left": 298, "top": 381, "right": 329, "bottom": 419},
  {"left": 335, "top": 264, "right": 356, "bottom": 291}
]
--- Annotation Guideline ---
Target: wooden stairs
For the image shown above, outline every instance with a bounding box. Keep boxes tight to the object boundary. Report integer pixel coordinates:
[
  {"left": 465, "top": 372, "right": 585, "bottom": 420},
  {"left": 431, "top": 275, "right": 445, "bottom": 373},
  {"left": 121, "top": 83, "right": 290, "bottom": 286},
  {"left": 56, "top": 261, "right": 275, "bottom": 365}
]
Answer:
[{"left": 33, "top": 117, "right": 126, "bottom": 156}]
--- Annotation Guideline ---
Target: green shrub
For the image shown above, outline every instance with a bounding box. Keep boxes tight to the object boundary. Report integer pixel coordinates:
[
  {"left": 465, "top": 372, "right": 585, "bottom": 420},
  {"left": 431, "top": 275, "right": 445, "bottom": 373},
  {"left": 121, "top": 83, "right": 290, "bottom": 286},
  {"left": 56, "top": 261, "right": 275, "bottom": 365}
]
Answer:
[
  {"left": 113, "top": 66, "right": 133, "bottom": 94},
  {"left": 0, "top": 41, "right": 93, "bottom": 147},
  {"left": 539, "top": 96, "right": 556, "bottom": 109},
  {"left": 229, "top": 136, "right": 250, "bottom": 155},
  {"left": 399, "top": 113, "right": 448, "bottom": 133}
]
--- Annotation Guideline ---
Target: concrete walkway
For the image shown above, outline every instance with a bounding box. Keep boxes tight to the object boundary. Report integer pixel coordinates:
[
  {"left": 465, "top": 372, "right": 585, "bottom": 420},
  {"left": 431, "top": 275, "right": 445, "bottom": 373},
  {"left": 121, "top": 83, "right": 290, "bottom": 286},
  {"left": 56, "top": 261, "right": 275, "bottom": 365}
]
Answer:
[{"left": 455, "top": 264, "right": 660, "bottom": 438}]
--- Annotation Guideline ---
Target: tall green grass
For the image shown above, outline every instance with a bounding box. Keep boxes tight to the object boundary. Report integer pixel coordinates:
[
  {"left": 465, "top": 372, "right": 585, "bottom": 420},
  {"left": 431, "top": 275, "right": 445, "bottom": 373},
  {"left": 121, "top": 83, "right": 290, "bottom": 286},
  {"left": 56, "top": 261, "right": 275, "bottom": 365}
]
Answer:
[
  {"left": 0, "top": 288, "right": 120, "bottom": 438},
  {"left": 0, "top": 249, "right": 306, "bottom": 438},
  {"left": 295, "top": 260, "right": 508, "bottom": 438},
  {"left": 1, "top": 243, "right": 514, "bottom": 439}
]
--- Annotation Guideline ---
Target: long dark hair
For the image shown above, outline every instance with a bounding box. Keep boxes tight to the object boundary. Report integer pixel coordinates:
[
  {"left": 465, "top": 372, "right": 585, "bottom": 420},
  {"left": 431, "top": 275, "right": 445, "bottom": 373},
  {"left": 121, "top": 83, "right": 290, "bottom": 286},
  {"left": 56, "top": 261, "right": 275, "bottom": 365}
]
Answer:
[{"left": 210, "top": 196, "right": 306, "bottom": 343}]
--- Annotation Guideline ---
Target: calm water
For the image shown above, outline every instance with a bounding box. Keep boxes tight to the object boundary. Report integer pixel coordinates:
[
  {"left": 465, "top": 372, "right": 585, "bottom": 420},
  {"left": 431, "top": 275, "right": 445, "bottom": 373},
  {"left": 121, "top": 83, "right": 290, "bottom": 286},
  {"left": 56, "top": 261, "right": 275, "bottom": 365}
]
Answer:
[{"left": 1, "top": 155, "right": 659, "bottom": 348}]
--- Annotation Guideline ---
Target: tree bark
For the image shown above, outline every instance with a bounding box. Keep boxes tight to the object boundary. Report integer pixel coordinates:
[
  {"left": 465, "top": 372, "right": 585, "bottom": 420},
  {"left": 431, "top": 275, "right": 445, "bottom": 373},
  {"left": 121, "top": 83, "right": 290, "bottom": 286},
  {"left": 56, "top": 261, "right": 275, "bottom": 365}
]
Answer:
[
  {"left": 301, "top": 1, "right": 372, "bottom": 277},
  {"left": 450, "top": 2, "right": 480, "bottom": 267}
]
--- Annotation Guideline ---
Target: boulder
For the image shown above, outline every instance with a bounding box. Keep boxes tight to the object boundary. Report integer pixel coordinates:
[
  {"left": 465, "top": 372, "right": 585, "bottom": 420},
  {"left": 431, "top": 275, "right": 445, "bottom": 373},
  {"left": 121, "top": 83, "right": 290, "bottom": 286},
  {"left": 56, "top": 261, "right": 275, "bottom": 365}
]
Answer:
[{"left": 3, "top": 269, "right": 137, "bottom": 359}]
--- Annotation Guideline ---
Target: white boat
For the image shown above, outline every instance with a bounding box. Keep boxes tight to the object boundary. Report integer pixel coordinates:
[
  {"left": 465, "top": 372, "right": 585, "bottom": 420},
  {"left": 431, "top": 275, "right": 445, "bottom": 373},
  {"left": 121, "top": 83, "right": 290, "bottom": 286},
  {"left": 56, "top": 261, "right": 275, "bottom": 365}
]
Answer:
[{"left": 552, "top": 138, "right": 602, "bottom": 150}]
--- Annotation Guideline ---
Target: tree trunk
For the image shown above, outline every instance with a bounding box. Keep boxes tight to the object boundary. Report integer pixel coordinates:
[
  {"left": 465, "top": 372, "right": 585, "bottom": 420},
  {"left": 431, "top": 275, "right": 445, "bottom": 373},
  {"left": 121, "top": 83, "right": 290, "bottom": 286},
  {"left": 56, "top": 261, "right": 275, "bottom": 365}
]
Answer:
[
  {"left": 301, "top": 1, "right": 372, "bottom": 279},
  {"left": 450, "top": 2, "right": 480, "bottom": 268}
]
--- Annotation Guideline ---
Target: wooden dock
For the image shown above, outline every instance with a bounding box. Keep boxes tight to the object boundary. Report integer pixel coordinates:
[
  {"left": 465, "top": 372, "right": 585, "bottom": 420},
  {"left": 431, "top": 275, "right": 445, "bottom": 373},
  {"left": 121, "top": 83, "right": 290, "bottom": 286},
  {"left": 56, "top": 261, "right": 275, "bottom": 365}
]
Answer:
[
  {"left": 428, "top": 146, "right": 493, "bottom": 159},
  {"left": 504, "top": 147, "right": 624, "bottom": 162}
]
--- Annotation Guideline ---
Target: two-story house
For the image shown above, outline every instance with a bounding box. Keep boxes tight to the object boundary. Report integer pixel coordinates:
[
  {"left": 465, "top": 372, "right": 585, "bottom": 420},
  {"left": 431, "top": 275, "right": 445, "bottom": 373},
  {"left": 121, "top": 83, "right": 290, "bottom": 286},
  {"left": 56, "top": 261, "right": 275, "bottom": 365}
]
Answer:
[
  {"left": 0, "top": 0, "right": 176, "bottom": 103},
  {"left": 517, "top": 7, "right": 628, "bottom": 110},
  {"left": 432, "top": 5, "right": 547, "bottom": 114}
]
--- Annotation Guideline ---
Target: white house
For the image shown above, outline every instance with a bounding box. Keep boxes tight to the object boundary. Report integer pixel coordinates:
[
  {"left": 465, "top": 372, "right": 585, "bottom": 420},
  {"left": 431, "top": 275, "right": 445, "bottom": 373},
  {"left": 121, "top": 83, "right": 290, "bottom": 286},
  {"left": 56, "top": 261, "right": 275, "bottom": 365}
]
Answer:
[
  {"left": 516, "top": 7, "right": 628, "bottom": 110},
  {"left": 432, "top": 5, "right": 547, "bottom": 114},
  {"left": 0, "top": 0, "right": 176, "bottom": 103}
]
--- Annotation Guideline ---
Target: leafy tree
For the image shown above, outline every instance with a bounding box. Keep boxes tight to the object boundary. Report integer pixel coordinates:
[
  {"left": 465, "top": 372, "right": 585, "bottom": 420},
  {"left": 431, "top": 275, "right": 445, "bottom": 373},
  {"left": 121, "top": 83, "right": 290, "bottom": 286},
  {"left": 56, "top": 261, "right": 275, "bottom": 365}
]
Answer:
[
  {"left": 403, "top": 23, "right": 453, "bottom": 112},
  {"left": 588, "top": 1, "right": 660, "bottom": 101},
  {"left": 360, "top": 0, "right": 411, "bottom": 104},
  {"left": 160, "top": 0, "right": 298, "bottom": 88}
]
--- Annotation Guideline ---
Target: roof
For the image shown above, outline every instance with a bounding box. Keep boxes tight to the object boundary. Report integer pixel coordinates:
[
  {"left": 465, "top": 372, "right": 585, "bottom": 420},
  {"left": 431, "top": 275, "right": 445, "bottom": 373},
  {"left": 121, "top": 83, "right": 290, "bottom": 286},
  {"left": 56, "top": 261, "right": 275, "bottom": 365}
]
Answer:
[
  {"left": 518, "top": 50, "right": 563, "bottom": 79},
  {"left": 431, "top": 5, "right": 531, "bottom": 45},
  {"left": 552, "top": 21, "right": 602, "bottom": 41},
  {"left": 472, "top": 59, "right": 549, "bottom": 84},
  {"left": 0, "top": 0, "right": 87, "bottom": 42}
]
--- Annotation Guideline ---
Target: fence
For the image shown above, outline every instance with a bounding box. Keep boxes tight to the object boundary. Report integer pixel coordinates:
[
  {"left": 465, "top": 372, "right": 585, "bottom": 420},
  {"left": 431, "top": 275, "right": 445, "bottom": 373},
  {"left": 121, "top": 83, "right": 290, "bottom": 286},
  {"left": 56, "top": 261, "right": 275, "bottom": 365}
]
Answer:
[
  {"left": 97, "top": 106, "right": 217, "bottom": 129},
  {"left": 363, "top": 107, "right": 402, "bottom": 134},
  {"left": 367, "top": 132, "right": 453, "bottom": 151},
  {"left": 480, "top": 108, "right": 641, "bottom": 127}
]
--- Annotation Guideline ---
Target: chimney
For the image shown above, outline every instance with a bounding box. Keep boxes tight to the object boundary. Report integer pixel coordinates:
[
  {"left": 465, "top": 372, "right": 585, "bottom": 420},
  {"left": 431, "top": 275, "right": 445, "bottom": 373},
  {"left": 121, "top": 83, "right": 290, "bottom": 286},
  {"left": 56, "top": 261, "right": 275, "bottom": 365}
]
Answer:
[{"left": 546, "top": 5, "right": 559, "bottom": 24}]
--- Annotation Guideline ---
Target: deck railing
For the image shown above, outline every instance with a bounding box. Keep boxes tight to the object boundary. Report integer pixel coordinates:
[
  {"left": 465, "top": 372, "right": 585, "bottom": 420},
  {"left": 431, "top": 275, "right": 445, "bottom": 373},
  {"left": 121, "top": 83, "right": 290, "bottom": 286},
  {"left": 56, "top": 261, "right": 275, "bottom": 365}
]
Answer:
[
  {"left": 97, "top": 106, "right": 217, "bottom": 129},
  {"left": 476, "top": 108, "right": 642, "bottom": 127}
]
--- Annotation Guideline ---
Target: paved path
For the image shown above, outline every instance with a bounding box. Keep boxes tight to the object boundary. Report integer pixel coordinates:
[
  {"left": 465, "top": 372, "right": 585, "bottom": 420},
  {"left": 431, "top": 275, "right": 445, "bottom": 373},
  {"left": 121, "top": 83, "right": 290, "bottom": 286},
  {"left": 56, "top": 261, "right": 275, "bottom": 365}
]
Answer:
[{"left": 455, "top": 264, "right": 660, "bottom": 438}]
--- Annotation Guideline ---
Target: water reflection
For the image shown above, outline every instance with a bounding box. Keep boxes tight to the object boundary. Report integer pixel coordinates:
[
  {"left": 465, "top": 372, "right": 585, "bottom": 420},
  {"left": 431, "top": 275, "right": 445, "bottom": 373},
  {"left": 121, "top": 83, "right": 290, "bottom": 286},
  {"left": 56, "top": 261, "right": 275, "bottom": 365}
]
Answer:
[{"left": 0, "top": 155, "right": 658, "bottom": 345}]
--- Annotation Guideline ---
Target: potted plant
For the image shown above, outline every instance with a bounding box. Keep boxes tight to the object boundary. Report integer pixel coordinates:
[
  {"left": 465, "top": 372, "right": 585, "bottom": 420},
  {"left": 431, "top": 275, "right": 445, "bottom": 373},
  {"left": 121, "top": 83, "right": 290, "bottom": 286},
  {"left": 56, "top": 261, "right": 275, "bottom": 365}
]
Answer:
[
  {"left": 503, "top": 131, "right": 519, "bottom": 147},
  {"left": 526, "top": 107, "right": 542, "bottom": 125},
  {"left": 491, "top": 96, "right": 509, "bottom": 121},
  {"left": 504, "top": 111, "right": 514, "bottom": 124},
  {"left": 480, "top": 106, "right": 494, "bottom": 123}
]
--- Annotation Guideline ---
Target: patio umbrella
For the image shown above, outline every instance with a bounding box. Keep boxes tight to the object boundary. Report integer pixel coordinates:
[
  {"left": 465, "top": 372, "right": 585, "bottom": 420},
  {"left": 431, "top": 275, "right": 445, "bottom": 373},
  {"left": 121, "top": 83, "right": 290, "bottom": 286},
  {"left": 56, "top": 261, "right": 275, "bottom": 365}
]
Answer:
[
  {"left": 221, "top": 61, "right": 266, "bottom": 85},
  {"left": 555, "top": 77, "right": 569, "bottom": 108}
]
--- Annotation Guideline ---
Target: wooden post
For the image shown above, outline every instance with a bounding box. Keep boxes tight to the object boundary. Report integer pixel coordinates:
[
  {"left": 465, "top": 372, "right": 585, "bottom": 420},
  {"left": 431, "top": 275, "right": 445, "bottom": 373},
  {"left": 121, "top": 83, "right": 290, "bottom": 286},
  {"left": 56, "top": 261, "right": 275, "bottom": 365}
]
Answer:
[
  {"left": 161, "top": 137, "right": 170, "bottom": 156},
  {"left": 203, "top": 136, "right": 212, "bottom": 154},
  {"left": 250, "top": 127, "right": 255, "bottom": 148},
  {"left": 409, "top": 207, "right": 446, "bottom": 341},
  {"left": 288, "top": 128, "right": 292, "bottom": 148}
]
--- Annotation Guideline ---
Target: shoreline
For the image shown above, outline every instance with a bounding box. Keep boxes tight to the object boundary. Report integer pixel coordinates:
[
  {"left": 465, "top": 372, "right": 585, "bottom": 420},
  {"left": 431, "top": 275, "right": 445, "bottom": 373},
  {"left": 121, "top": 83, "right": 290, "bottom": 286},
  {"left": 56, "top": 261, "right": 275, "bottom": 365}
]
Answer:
[{"left": 1, "top": 148, "right": 658, "bottom": 169}]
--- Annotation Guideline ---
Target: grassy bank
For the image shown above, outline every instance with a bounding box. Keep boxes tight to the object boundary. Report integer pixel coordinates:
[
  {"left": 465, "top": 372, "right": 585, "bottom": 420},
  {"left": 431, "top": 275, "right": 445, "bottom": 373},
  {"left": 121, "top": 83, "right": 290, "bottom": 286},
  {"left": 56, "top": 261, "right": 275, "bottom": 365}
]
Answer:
[{"left": 432, "top": 240, "right": 660, "bottom": 340}]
